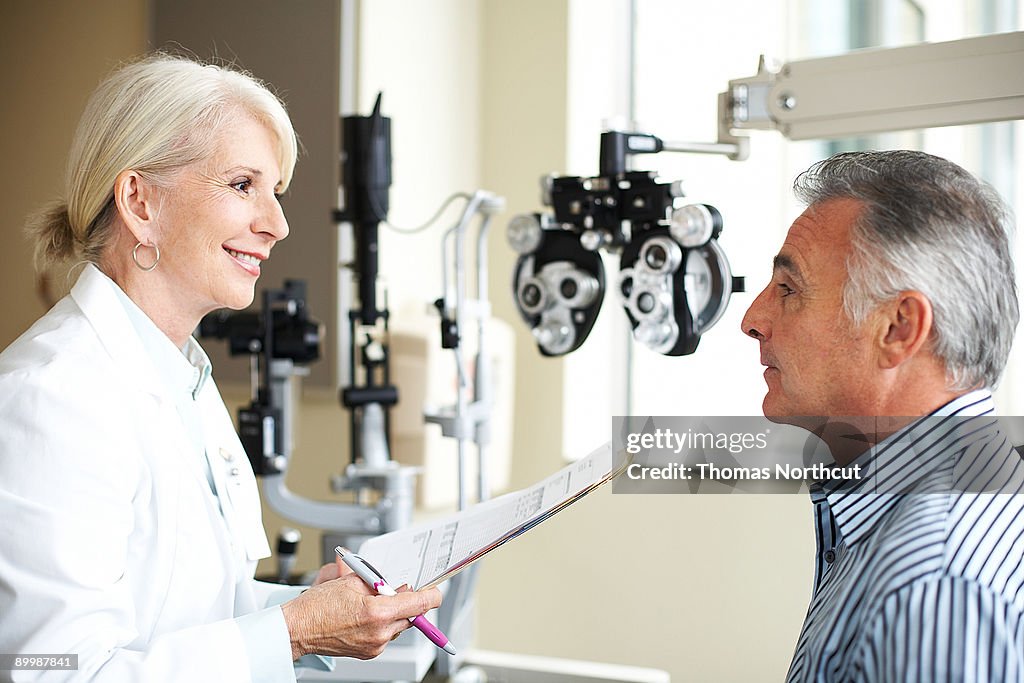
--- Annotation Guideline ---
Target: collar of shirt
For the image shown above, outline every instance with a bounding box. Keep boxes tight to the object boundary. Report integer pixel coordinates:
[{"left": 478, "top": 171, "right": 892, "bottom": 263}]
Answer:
[
  {"left": 811, "top": 389, "right": 996, "bottom": 547},
  {"left": 106, "top": 279, "right": 212, "bottom": 402}
]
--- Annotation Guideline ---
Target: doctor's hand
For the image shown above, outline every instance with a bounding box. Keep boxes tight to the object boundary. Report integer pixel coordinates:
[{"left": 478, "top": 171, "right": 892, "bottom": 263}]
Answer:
[{"left": 280, "top": 574, "right": 442, "bottom": 660}]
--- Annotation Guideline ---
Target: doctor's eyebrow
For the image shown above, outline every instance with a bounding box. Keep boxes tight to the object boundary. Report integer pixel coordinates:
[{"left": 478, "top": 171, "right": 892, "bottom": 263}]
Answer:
[
  {"left": 772, "top": 253, "right": 806, "bottom": 285},
  {"left": 224, "top": 166, "right": 264, "bottom": 177}
]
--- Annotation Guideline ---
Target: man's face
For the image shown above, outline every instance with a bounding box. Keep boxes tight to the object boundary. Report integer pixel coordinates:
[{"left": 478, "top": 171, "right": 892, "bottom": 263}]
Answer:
[{"left": 741, "top": 197, "right": 880, "bottom": 419}]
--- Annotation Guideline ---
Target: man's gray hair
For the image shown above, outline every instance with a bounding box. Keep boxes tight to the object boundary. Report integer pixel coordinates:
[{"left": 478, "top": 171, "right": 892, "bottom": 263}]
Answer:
[{"left": 794, "top": 150, "right": 1018, "bottom": 390}]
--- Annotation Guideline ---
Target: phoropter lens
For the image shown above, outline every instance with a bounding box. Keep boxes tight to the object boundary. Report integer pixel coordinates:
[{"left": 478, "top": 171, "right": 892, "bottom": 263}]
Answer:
[
  {"left": 507, "top": 214, "right": 544, "bottom": 254},
  {"left": 522, "top": 282, "right": 542, "bottom": 308},
  {"left": 645, "top": 244, "right": 668, "bottom": 270}
]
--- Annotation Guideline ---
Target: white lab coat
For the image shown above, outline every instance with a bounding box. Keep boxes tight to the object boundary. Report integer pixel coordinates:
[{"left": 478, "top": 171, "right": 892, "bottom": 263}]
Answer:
[{"left": 0, "top": 265, "right": 295, "bottom": 682}]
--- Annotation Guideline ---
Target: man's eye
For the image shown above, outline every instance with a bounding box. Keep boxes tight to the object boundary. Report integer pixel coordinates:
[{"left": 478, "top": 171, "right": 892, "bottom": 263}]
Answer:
[{"left": 777, "top": 283, "right": 795, "bottom": 297}]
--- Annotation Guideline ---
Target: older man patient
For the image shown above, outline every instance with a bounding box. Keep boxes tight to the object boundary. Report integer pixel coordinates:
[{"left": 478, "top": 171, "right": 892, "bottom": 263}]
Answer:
[{"left": 742, "top": 150, "right": 1022, "bottom": 681}]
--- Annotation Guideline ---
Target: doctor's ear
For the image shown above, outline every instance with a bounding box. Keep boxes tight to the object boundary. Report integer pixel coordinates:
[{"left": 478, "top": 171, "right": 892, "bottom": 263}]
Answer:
[
  {"left": 877, "top": 291, "right": 933, "bottom": 369},
  {"left": 112, "top": 170, "right": 161, "bottom": 245}
]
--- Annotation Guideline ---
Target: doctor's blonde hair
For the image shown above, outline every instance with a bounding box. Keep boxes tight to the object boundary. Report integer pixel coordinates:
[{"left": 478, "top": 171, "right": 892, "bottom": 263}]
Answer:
[{"left": 28, "top": 53, "right": 298, "bottom": 269}]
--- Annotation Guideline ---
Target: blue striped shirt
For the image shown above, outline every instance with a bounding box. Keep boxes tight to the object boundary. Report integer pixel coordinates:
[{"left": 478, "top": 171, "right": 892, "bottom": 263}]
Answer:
[{"left": 787, "top": 390, "right": 1024, "bottom": 682}]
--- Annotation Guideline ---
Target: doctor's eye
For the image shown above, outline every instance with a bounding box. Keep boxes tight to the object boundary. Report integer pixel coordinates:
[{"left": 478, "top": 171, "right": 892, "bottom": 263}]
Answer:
[{"left": 230, "top": 178, "right": 254, "bottom": 195}]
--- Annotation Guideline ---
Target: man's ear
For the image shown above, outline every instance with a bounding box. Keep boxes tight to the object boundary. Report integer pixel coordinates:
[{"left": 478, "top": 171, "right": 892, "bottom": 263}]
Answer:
[
  {"left": 878, "top": 291, "right": 933, "bottom": 369},
  {"left": 112, "top": 170, "right": 159, "bottom": 245}
]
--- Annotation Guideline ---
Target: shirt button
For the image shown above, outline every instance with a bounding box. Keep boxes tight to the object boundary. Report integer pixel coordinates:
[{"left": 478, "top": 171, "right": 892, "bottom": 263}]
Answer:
[{"left": 824, "top": 549, "right": 836, "bottom": 563}]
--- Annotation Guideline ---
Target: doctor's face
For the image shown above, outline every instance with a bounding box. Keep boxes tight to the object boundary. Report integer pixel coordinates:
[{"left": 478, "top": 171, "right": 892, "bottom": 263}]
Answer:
[
  {"left": 740, "top": 198, "right": 879, "bottom": 419},
  {"left": 154, "top": 114, "right": 289, "bottom": 317}
]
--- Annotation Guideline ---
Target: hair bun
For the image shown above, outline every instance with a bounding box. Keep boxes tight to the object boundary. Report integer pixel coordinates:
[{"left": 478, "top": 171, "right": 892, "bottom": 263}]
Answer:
[{"left": 26, "top": 200, "right": 77, "bottom": 268}]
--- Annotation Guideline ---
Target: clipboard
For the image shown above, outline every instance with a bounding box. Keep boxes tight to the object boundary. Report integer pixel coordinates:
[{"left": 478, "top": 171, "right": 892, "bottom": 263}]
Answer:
[{"left": 356, "top": 441, "right": 628, "bottom": 589}]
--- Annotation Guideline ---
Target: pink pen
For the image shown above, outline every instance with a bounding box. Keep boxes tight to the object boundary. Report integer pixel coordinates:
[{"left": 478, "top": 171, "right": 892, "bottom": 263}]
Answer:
[{"left": 335, "top": 546, "right": 456, "bottom": 655}]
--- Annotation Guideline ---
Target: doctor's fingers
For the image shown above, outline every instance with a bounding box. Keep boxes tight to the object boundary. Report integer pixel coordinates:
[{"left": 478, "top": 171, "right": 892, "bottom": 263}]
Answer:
[
  {"left": 324, "top": 590, "right": 430, "bottom": 656},
  {"left": 307, "top": 584, "right": 442, "bottom": 658},
  {"left": 381, "top": 586, "right": 443, "bottom": 621},
  {"left": 336, "top": 586, "right": 442, "bottom": 630},
  {"left": 348, "top": 588, "right": 443, "bottom": 649}
]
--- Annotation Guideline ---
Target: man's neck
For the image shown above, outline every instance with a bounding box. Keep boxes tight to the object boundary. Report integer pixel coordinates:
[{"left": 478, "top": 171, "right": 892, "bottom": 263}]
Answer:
[{"left": 822, "top": 387, "right": 970, "bottom": 465}]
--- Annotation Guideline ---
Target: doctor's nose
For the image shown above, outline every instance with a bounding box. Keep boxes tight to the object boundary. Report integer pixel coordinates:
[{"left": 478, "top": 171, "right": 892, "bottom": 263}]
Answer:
[{"left": 257, "top": 195, "right": 290, "bottom": 242}]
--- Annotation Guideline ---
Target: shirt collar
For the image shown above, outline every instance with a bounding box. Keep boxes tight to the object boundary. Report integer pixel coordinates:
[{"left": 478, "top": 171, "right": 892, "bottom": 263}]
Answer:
[
  {"left": 819, "top": 389, "right": 996, "bottom": 546},
  {"left": 108, "top": 280, "right": 212, "bottom": 401}
]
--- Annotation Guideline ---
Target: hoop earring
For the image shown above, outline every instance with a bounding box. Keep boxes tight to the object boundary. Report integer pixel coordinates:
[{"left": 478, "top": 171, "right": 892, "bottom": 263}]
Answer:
[{"left": 132, "top": 242, "right": 160, "bottom": 272}]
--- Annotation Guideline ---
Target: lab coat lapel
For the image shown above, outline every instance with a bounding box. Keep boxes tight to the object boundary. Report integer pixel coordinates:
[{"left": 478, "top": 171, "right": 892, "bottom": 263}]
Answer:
[
  {"left": 69, "top": 268, "right": 236, "bottom": 572},
  {"left": 69, "top": 265, "right": 165, "bottom": 399},
  {"left": 66, "top": 266, "right": 237, "bottom": 629},
  {"left": 71, "top": 264, "right": 271, "bottom": 563}
]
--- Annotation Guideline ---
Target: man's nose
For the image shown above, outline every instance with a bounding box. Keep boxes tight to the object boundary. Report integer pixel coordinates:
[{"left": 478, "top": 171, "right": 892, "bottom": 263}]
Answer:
[{"left": 741, "top": 287, "right": 770, "bottom": 341}]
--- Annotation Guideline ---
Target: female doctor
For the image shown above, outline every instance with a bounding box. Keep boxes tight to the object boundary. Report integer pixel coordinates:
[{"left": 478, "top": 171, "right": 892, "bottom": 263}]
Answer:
[{"left": 0, "top": 54, "right": 440, "bottom": 681}]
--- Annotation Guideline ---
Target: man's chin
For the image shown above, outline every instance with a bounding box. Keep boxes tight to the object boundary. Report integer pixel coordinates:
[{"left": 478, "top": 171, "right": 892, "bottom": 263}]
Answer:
[
  {"left": 762, "top": 397, "right": 826, "bottom": 432},
  {"left": 761, "top": 394, "right": 790, "bottom": 423}
]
